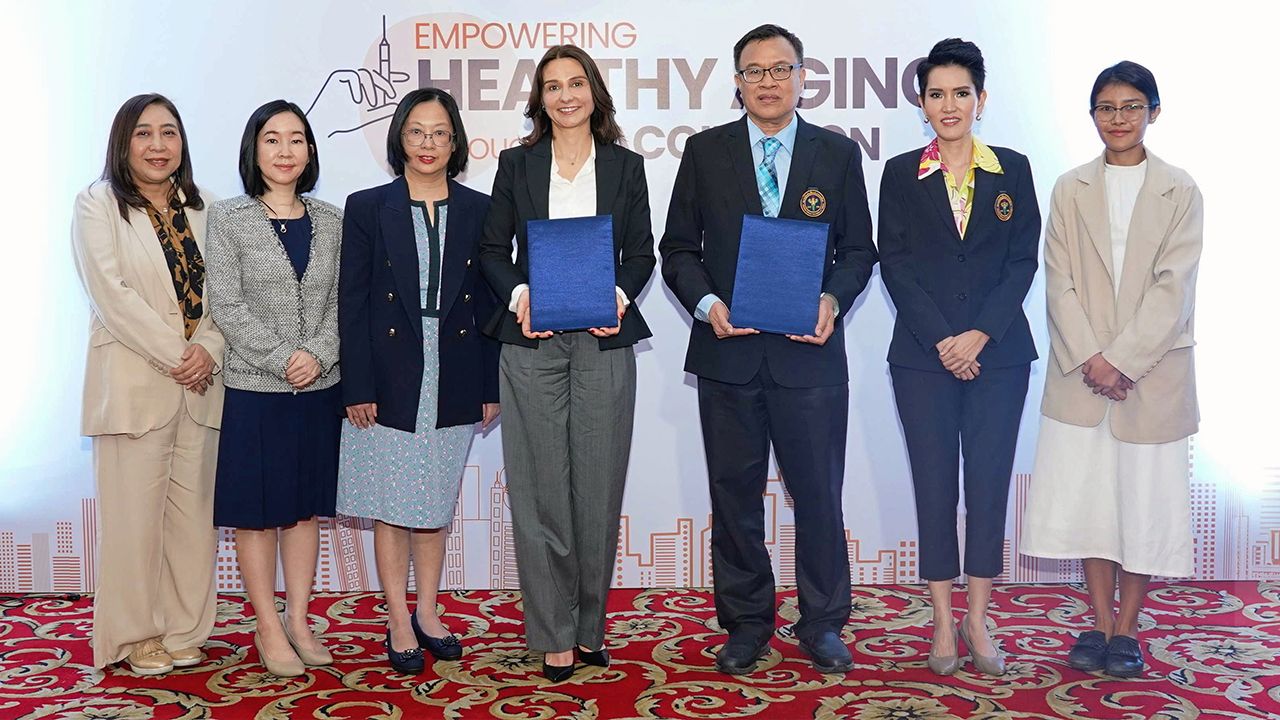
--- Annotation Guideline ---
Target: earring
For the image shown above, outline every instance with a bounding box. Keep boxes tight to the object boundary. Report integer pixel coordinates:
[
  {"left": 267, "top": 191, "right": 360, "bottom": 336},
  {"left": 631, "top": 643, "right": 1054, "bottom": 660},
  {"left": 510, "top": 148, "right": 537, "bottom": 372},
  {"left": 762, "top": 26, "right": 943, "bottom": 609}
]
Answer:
[
  {"left": 976, "top": 114, "right": 983, "bottom": 121},
  {"left": 923, "top": 117, "right": 930, "bottom": 124}
]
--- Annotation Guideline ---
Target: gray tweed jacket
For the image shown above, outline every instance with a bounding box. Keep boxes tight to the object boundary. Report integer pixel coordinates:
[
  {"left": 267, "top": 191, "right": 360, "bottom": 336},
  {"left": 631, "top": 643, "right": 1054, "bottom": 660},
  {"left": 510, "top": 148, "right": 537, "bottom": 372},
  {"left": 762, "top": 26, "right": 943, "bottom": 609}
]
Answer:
[{"left": 206, "top": 194, "right": 342, "bottom": 393}]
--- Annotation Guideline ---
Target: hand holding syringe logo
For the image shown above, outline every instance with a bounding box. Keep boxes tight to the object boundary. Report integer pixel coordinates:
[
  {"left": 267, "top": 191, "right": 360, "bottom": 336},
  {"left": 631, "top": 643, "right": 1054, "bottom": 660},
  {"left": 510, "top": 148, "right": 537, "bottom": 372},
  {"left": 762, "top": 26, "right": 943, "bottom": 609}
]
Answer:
[{"left": 306, "top": 15, "right": 411, "bottom": 137}]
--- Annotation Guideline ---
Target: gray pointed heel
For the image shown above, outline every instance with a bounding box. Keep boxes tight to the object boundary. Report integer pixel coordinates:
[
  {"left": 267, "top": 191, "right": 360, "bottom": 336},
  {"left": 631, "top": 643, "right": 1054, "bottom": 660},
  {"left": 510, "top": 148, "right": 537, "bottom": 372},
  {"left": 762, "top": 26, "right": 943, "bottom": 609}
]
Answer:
[
  {"left": 927, "top": 621, "right": 962, "bottom": 676},
  {"left": 957, "top": 615, "right": 1006, "bottom": 676}
]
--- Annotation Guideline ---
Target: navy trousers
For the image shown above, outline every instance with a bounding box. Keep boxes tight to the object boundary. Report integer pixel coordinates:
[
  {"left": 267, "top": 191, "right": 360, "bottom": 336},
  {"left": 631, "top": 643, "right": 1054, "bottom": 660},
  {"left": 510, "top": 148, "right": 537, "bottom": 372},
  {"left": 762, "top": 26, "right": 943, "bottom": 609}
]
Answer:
[{"left": 890, "top": 364, "right": 1030, "bottom": 581}]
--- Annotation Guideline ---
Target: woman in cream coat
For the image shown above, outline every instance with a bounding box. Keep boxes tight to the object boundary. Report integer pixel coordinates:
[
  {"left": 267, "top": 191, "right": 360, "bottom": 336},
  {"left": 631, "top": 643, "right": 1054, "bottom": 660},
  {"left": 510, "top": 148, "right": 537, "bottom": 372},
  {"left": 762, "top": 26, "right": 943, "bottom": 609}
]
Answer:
[
  {"left": 72, "top": 93, "right": 224, "bottom": 674},
  {"left": 1021, "top": 61, "right": 1203, "bottom": 679}
]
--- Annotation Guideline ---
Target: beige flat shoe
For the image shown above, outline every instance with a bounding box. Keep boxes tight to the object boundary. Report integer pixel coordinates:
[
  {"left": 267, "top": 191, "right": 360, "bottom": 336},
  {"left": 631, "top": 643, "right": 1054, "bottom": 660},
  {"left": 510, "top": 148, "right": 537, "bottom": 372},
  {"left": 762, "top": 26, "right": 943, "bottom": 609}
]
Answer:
[
  {"left": 126, "top": 637, "right": 173, "bottom": 676},
  {"left": 281, "top": 613, "right": 333, "bottom": 667},
  {"left": 168, "top": 646, "right": 205, "bottom": 668}
]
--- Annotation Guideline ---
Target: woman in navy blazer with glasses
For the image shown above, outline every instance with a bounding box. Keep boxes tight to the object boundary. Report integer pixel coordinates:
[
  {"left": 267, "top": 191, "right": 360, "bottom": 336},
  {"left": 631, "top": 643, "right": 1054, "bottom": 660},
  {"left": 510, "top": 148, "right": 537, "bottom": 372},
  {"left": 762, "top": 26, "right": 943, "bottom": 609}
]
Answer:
[{"left": 337, "top": 88, "right": 500, "bottom": 675}]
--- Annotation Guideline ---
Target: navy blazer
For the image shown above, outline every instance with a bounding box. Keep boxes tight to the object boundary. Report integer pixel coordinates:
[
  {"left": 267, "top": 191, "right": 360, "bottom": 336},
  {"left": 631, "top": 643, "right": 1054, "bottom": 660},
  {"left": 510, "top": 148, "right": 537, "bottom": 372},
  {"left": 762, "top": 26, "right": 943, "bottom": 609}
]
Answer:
[
  {"left": 659, "top": 115, "right": 878, "bottom": 387},
  {"left": 479, "top": 136, "right": 656, "bottom": 349},
  {"left": 338, "top": 176, "right": 500, "bottom": 432},
  {"left": 878, "top": 144, "right": 1041, "bottom": 371}
]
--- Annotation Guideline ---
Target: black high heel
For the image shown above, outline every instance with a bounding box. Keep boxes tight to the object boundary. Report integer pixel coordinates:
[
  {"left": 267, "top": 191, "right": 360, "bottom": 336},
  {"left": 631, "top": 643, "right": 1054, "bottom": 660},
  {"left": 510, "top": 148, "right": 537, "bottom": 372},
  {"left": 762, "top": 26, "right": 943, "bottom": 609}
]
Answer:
[
  {"left": 576, "top": 646, "right": 610, "bottom": 668},
  {"left": 542, "top": 659, "right": 576, "bottom": 682}
]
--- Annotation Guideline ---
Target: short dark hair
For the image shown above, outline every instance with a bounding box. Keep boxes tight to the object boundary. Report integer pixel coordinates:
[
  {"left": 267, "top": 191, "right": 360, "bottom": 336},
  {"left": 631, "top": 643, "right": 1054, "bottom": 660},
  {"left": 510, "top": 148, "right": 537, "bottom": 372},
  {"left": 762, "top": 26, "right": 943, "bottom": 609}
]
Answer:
[
  {"left": 916, "top": 38, "right": 986, "bottom": 96},
  {"left": 238, "top": 100, "right": 319, "bottom": 197},
  {"left": 1090, "top": 60, "right": 1160, "bottom": 111},
  {"left": 733, "top": 24, "right": 804, "bottom": 70},
  {"left": 101, "top": 93, "right": 203, "bottom": 220},
  {"left": 522, "top": 45, "right": 623, "bottom": 147},
  {"left": 385, "top": 88, "right": 469, "bottom": 178}
]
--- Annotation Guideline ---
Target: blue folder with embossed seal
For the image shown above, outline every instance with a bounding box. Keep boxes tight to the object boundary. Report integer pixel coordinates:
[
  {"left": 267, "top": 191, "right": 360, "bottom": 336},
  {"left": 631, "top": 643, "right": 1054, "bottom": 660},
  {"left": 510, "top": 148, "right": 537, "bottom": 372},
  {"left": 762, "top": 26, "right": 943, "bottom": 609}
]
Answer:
[
  {"left": 527, "top": 215, "right": 617, "bottom": 332},
  {"left": 730, "top": 215, "right": 829, "bottom": 336}
]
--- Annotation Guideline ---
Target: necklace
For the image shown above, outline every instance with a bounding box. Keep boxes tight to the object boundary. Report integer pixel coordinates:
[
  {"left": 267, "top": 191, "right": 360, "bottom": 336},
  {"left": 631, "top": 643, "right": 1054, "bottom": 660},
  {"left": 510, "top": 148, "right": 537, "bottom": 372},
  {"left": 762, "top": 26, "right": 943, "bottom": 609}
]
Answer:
[{"left": 259, "top": 196, "right": 299, "bottom": 233}]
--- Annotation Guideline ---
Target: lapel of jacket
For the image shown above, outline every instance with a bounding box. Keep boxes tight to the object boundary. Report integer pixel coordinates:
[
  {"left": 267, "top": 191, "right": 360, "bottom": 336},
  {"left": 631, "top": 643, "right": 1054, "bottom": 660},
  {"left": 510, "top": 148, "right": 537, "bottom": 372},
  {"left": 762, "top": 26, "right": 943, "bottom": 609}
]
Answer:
[
  {"left": 381, "top": 176, "right": 426, "bottom": 339},
  {"left": 1115, "top": 151, "right": 1178, "bottom": 319},
  {"left": 1074, "top": 154, "right": 1114, "bottom": 284},
  {"left": 778, "top": 115, "right": 817, "bottom": 219},
  {"left": 594, "top": 141, "right": 622, "bottom": 218},
  {"left": 726, "top": 116, "right": 765, "bottom": 216},
  {"left": 525, "top": 136, "right": 552, "bottom": 220},
  {"left": 437, "top": 179, "right": 471, "bottom": 322},
  {"left": 921, "top": 169, "right": 964, "bottom": 244},
  {"left": 126, "top": 204, "right": 182, "bottom": 311},
  {"left": 964, "top": 161, "right": 1002, "bottom": 244}
]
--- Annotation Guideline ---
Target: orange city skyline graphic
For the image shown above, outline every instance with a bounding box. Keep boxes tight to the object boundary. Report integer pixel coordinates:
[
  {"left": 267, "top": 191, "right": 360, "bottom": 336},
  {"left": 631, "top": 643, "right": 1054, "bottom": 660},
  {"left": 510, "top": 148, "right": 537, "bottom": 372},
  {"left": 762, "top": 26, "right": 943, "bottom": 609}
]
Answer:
[{"left": 5, "top": 443, "right": 1280, "bottom": 593}]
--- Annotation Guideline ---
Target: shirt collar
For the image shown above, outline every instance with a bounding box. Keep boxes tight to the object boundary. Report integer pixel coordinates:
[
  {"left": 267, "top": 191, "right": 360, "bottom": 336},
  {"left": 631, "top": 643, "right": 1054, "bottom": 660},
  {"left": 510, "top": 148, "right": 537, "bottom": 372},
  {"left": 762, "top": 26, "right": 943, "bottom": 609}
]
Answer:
[
  {"left": 550, "top": 141, "right": 597, "bottom": 182},
  {"left": 917, "top": 136, "right": 1004, "bottom": 180},
  {"left": 747, "top": 114, "right": 798, "bottom": 156}
]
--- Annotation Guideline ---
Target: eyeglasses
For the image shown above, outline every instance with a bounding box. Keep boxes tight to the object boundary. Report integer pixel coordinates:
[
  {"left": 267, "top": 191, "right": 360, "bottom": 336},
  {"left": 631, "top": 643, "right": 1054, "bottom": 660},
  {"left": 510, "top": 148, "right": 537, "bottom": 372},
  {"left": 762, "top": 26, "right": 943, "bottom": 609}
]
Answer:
[
  {"left": 1091, "top": 104, "right": 1154, "bottom": 122},
  {"left": 736, "top": 63, "right": 802, "bottom": 84},
  {"left": 402, "top": 128, "right": 454, "bottom": 148}
]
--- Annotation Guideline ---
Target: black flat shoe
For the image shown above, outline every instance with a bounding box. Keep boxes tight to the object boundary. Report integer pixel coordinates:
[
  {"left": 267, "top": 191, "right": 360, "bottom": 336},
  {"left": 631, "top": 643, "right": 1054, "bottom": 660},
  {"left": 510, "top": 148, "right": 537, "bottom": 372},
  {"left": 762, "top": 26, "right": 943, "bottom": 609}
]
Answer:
[
  {"left": 411, "top": 612, "right": 463, "bottom": 660},
  {"left": 576, "top": 646, "right": 610, "bottom": 668},
  {"left": 1067, "top": 630, "right": 1108, "bottom": 672},
  {"left": 714, "top": 632, "right": 771, "bottom": 675},
  {"left": 542, "top": 661, "right": 575, "bottom": 682},
  {"left": 1104, "top": 634, "right": 1144, "bottom": 678},
  {"left": 798, "top": 631, "right": 854, "bottom": 674},
  {"left": 385, "top": 633, "right": 425, "bottom": 675}
]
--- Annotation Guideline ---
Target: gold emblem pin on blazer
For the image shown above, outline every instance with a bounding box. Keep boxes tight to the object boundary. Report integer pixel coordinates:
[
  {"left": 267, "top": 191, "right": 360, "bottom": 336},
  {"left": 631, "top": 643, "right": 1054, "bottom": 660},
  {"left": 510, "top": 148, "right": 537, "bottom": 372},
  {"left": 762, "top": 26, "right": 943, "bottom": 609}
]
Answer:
[
  {"left": 995, "top": 192, "right": 1013, "bottom": 222},
  {"left": 801, "top": 188, "right": 826, "bottom": 217}
]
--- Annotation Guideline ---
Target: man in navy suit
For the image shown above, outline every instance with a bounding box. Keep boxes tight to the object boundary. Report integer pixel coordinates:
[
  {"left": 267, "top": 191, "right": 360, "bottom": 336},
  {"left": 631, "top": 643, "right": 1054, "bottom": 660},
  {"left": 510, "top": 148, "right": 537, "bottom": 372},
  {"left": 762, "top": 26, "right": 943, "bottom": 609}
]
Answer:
[{"left": 659, "top": 24, "right": 878, "bottom": 675}]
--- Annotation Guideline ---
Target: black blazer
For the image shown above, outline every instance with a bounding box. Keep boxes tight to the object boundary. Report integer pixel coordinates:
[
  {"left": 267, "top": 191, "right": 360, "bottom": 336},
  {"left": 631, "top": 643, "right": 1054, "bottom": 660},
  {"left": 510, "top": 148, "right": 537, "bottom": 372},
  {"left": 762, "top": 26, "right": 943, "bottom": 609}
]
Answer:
[
  {"left": 479, "top": 136, "right": 656, "bottom": 349},
  {"left": 339, "top": 176, "right": 500, "bottom": 432},
  {"left": 659, "top": 115, "right": 878, "bottom": 387},
  {"left": 878, "top": 144, "right": 1041, "bottom": 372}
]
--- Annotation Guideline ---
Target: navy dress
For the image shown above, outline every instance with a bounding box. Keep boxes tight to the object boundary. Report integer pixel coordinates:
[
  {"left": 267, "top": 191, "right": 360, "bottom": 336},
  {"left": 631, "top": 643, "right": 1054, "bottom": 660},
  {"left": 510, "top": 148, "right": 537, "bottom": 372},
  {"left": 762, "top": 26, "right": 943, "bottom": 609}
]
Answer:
[{"left": 213, "top": 213, "right": 343, "bottom": 529}]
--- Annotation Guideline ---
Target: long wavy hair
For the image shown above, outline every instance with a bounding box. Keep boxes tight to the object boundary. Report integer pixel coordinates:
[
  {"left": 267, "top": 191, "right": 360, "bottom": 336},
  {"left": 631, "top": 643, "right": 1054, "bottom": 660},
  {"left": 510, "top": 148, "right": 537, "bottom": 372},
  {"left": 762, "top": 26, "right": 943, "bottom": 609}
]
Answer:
[
  {"left": 101, "top": 93, "right": 203, "bottom": 219},
  {"left": 521, "top": 45, "right": 623, "bottom": 147}
]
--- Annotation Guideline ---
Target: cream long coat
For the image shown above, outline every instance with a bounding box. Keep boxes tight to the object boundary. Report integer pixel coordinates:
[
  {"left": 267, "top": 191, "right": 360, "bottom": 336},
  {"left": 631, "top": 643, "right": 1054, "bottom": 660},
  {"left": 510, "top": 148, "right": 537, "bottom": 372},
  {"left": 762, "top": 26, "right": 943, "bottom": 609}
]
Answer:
[{"left": 1040, "top": 151, "right": 1202, "bottom": 444}]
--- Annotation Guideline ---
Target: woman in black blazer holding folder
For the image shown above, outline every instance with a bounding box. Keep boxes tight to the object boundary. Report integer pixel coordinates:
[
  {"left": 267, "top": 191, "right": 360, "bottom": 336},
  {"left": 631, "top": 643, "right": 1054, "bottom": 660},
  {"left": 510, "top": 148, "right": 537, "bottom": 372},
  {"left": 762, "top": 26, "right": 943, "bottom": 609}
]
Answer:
[
  {"left": 878, "top": 39, "right": 1040, "bottom": 677},
  {"left": 338, "top": 88, "right": 501, "bottom": 674},
  {"left": 479, "top": 43, "right": 655, "bottom": 682}
]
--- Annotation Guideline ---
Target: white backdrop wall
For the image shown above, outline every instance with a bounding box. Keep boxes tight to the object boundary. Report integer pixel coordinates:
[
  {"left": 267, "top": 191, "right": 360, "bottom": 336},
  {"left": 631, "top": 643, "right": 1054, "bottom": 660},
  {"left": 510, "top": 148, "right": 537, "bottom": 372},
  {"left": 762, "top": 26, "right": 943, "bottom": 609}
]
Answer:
[{"left": 1, "top": 1, "right": 1275, "bottom": 594}]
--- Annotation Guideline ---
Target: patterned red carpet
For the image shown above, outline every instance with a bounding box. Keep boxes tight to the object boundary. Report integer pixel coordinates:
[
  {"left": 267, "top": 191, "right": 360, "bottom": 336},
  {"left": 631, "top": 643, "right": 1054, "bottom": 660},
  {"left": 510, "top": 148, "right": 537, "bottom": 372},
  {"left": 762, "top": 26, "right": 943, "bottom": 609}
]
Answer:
[{"left": 2, "top": 582, "right": 1277, "bottom": 719}]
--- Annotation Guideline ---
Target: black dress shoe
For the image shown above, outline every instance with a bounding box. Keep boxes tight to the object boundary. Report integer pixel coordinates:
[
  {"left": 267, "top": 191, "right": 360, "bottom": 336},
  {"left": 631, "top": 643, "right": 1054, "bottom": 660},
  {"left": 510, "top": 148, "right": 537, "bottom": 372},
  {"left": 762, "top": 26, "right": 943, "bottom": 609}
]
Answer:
[
  {"left": 715, "top": 633, "right": 771, "bottom": 675},
  {"left": 798, "top": 631, "right": 853, "bottom": 674},
  {"left": 542, "top": 661, "right": 576, "bottom": 682},
  {"left": 1067, "top": 630, "right": 1108, "bottom": 671},
  {"left": 1104, "top": 635, "right": 1144, "bottom": 678},
  {"left": 411, "top": 613, "right": 463, "bottom": 660},
  {"left": 385, "top": 633, "right": 425, "bottom": 675},
  {"left": 576, "top": 646, "right": 610, "bottom": 668}
]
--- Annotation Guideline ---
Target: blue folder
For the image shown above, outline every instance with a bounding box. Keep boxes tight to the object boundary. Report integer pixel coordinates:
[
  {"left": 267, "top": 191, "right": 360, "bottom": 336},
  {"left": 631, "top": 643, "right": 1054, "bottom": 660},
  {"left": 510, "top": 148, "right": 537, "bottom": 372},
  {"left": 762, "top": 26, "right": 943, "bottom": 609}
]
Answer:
[
  {"left": 527, "top": 215, "right": 617, "bottom": 332},
  {"left": 730, "top": 215, "right": 830, "bottom": 336}
]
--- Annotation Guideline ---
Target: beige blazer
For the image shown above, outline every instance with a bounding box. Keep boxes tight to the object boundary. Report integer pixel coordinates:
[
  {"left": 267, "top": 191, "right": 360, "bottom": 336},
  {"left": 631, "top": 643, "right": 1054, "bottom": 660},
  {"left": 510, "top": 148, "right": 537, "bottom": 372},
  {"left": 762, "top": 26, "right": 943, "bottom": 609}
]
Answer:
[
  {"left": 1041, "top": 151, "right": 1202, "bottom": 444},
  {"left": 71, "top": 181, "right": 225, "bottom": 436}
]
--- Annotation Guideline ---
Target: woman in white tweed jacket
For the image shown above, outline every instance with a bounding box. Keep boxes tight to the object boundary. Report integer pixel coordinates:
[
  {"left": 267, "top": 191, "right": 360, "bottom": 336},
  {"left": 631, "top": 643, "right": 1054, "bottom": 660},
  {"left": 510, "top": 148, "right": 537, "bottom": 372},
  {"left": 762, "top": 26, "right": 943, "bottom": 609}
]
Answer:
[{"left": 205, "top": 100, "right": 343, "bottom": 678}]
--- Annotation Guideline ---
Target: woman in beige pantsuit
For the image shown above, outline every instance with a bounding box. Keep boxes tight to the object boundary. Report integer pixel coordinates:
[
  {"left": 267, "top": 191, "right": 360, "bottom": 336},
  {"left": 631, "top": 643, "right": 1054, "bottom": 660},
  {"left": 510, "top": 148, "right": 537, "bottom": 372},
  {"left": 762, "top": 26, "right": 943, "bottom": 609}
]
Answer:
[{"left": 71, "top": 93, "right": 224, "bottom": 675}]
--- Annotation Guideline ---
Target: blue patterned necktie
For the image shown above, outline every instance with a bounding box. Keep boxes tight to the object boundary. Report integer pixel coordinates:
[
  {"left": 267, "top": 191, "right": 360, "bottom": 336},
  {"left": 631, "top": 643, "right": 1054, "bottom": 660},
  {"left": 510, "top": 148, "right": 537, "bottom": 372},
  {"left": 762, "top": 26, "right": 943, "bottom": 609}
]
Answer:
[{"left": 757, "top": 136, "right": 782, "bottom": 217}]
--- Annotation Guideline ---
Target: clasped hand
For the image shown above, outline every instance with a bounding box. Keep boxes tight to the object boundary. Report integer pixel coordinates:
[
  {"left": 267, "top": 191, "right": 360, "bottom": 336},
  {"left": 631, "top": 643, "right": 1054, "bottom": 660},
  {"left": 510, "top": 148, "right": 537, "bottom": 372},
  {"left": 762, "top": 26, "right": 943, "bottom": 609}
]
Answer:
[
  {"left": 1082, "top": 352, "right": 1134, "bottom": 401},
  {"left": 170, "top": 343, "right": 214, "bottom": 395},
  {"left": 936, "top": 329, "right": 989, "bottom": 381},
  {"left": 285, "top": 349, "right": 322, "bottom": 390}
]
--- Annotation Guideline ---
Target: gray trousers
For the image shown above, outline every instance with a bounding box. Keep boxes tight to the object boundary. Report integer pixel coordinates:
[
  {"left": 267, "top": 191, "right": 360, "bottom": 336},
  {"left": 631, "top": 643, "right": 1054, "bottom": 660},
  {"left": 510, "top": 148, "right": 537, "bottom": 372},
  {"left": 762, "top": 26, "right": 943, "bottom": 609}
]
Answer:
[{"left": 499, "top": 333, "right": 636, "bottom": 652}]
